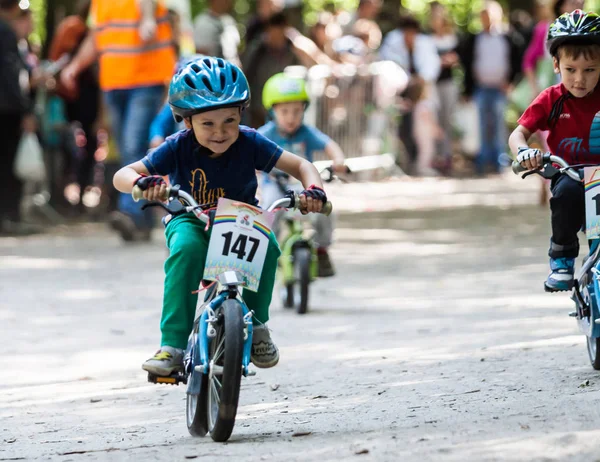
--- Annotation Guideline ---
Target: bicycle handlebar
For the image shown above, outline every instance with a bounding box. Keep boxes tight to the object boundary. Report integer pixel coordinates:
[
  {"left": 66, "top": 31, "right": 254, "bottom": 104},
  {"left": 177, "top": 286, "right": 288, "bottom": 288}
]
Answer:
[
  {"left": 132, "top": 185, "right": 333, "bottom": 218},
  {"left": 511, "top": 153, "right": 582, "bottom": 182}
]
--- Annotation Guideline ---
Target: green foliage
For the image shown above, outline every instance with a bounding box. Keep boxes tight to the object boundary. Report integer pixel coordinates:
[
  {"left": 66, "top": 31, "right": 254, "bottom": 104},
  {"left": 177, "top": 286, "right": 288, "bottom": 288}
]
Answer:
[
  {"left": 31, "top": 0, "right": 600, "bottom": 49},
  {"left": 29, "top": 0, "right": 46, "bottom": 45}
]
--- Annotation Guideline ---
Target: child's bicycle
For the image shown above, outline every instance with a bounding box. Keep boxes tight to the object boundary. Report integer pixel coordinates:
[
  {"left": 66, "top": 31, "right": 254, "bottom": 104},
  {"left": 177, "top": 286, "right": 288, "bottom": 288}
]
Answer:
[
  {"left": 132, "top": 185, "right": 332, "bottom": 441},
  {"left": 512, "top": 154, "right": 600, "bottom": 369},
  {"left": 273, "top": 166, "right": 347, "bottom": 314}
]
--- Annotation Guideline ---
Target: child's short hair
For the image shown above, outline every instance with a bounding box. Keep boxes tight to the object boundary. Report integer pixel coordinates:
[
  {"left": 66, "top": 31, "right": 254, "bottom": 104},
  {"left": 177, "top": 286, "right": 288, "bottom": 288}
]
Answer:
[{"left": 556, "top": 43, "right": 600, "bottom": 61}]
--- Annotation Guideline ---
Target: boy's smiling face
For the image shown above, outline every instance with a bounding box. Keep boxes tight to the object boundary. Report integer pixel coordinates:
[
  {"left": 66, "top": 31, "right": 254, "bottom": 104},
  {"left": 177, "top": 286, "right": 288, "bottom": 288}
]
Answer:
[
  {"left": 190, "top": 107, "right": 241, "bottom": 154},
  {"left": 554, "top": 50, "right": 600, "bottom": 98}
]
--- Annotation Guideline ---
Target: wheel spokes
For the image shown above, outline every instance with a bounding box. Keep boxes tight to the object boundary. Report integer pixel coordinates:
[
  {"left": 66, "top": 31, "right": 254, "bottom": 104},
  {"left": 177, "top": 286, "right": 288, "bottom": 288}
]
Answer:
[
  {"left": 213, "top": 336, "right": 225, "bottom": 363},
  {"left": 211, "top": 379, "right": 221, "bottom": 405}
]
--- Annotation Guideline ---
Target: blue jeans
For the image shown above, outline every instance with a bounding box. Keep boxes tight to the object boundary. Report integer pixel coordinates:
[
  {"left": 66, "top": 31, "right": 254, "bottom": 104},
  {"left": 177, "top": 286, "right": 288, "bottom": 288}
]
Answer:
[
  {"left": 104, "top": 85, "right": 165, "bottom": 229},
  {"left": 474, "top": 87, "right": 507, "bottom": 174}
]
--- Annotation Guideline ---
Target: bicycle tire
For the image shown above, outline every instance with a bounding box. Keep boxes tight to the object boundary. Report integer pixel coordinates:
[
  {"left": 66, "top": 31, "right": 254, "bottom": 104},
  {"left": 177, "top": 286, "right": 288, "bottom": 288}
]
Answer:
[
  {"left": 295, "top": 248, "right": 311, "bottom": 315},
  {"left": 587, "top": 336, "right": 600, "bottom": 370},
  {"left": 208, "top": 299, "right": 245, "bottom": 442},
  {"left": 186, "top": 338, "right": 209, "bottom": 436}
]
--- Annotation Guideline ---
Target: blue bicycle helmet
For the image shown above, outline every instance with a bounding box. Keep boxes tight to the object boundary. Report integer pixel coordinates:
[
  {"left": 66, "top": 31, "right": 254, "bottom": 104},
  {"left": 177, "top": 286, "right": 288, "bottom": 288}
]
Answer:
[{"left": 169, "top": 57, "right": 250, "bottom": 122}]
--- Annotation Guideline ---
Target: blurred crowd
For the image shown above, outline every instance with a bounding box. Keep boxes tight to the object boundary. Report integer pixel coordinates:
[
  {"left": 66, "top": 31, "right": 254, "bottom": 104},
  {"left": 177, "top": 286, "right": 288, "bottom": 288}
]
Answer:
[{"left": 0, "top": 0, "right": 584, "bottom": 236}]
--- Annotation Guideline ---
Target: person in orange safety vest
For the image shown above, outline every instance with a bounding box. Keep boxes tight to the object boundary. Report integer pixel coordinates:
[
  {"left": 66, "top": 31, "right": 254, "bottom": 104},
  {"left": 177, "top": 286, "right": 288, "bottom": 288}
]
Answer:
[{"left": 62, "top": 0, "right": 176, "bottom": 242}]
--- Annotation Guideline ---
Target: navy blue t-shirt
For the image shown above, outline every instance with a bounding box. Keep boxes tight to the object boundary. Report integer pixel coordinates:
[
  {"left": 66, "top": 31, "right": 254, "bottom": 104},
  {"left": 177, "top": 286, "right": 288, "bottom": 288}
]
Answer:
[{"left": 142, "top": 126, "right": 283, "bottom": 207}]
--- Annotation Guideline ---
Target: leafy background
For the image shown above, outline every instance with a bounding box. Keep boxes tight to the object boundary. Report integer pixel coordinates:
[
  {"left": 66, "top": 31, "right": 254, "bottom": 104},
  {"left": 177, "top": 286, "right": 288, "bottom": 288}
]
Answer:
[{"left": 30, "top": 0, "right": 600, "bottom": 54}]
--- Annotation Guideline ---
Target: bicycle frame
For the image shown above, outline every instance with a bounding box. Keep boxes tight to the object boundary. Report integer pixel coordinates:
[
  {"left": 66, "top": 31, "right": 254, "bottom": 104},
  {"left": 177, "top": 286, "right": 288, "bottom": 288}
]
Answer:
[
  {"left": 186, "top": 280, "right": 254, "bottom": 394},
  {"left": 279, "top": 218, "right": 318, "bottom": 283}
]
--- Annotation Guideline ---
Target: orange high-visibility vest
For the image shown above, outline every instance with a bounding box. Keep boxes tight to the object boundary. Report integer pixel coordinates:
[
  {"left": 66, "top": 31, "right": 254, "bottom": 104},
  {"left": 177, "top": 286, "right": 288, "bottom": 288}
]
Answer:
[{"left": 92, "top": 0, "right": 176, "bottom": 91}]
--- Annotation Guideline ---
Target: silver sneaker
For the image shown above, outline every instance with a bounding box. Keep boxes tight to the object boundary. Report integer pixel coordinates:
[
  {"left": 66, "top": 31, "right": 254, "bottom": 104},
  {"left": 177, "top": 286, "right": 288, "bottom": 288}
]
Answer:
[
  {"left": 251, "top": 325, "right": 279, "bottom": 368},
  {"left": 142, "top": 346, "right": 184, "bottom": 376}
]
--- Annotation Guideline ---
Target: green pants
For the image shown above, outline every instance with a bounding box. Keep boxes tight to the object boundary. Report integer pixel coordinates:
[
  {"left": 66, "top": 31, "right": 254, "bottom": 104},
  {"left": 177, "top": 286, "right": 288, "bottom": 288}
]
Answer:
[{"left": 161, "top": 214, "right": 281, "bottom": 349}]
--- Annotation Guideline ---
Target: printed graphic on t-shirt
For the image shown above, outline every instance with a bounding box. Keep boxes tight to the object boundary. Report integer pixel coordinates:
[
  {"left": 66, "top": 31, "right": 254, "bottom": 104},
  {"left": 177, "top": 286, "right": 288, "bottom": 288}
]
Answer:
[
  {"left": 557, "top": 111, "right": 600, "bottom": 162},
  {"left": 190, "top": 168, "right": 225, "bottom": 205}
]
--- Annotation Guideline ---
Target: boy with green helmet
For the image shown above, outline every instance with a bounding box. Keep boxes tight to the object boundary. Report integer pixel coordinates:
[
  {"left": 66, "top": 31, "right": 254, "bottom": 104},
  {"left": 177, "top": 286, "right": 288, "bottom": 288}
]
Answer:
[
  {"left": 509, "top": 10, "right": 600, "bottom": 292},
  {"left": 258, "top": 72, "right": 345, "bottom": 277}
]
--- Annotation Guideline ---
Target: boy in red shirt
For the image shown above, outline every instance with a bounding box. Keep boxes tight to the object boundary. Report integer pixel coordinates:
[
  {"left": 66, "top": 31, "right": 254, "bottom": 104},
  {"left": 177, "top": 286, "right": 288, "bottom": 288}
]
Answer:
[{"left": 509, "top": 10, "right": 600, "bottom": 292}]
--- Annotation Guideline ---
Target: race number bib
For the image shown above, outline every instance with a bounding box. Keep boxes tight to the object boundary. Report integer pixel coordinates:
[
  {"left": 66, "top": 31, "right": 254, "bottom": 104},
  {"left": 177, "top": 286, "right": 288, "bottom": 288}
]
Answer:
[
  {"left": 585, "top": 167, "right": 600, "bottom": 239},
  {"left": 203, "top": 198, "right": 275, "bottom": 292}
]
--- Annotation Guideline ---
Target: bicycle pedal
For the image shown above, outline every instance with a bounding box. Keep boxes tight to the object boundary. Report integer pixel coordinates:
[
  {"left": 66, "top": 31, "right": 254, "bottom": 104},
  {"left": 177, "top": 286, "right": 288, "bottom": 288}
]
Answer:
[
  {"left": 147, "top": 372, "right": 187, "bottom": 386},
  {"left": 568, "top": 311, "right": 578, "bottom": 318}
]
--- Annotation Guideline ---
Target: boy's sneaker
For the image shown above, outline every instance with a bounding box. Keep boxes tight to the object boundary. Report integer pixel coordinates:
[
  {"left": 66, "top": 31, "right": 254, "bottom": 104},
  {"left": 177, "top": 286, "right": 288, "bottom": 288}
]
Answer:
[
  {"left": 545, "top": 258, "right": 575, "bottom": 292},
  {"left": 251, "top": 325, "right": 279, "bottom": 368},
  {"left": 142, "top": 346, "right": 184, "bottom": 376},
  {"left": 317, "top": 248, "right": 335, "bottom": 277}
]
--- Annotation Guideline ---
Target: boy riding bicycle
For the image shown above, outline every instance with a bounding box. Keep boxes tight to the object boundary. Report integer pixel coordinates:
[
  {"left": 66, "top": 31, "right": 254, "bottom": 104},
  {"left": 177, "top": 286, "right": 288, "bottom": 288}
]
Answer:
[
  {"left": 258, "top": 72, "right": 345, "bottom": 277},
  {"left": 509, "top": 10, "right": 600, "bottom": 292},
  {"left": 113, "top": 57, "right": 329, "bottom": 376}
]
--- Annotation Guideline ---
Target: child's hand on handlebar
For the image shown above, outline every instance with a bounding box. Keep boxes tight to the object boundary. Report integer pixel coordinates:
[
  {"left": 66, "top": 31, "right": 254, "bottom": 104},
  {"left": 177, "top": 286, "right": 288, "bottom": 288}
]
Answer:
[
  {"left": 134, "top": 175, "right": 168, "bottom": 202},
  {"left": 332, "top": 162, "right": 346, "bottom": 174},
  {"left": 517, "top": 147, "right": 543, "bottom": 170},
  {"left": 299, "top": 185, "right": 327, "bottom": 214}
]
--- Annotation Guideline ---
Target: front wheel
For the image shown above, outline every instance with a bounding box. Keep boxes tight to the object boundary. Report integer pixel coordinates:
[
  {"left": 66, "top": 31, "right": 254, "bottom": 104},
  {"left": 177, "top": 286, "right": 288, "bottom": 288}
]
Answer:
[
  {"left": 207, "top": 299, "right": 245, "bottom": 442},
  {"left": 587, "top": 336, "right": 600, "bottom": 370},
  {"left": 294, "top": 248, "right": 311, "bottom": 315}
]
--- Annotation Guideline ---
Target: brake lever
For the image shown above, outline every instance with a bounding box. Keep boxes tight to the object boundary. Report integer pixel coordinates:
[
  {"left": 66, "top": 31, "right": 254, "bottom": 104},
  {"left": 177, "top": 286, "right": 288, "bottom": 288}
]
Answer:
[
  {"left": 141, "top": 199, "right": 186, "bottom": 215},
  {"left": 521, "top": 163, "right": 560, "bottom": 180},
  {"left": 521, "top": 169, "right": 543, "bottom": 180}
]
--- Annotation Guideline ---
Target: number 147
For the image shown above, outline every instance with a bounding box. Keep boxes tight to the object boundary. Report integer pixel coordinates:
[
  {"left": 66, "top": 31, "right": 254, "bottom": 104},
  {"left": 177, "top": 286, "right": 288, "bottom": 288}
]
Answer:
[{"left": 221, "top": 231, "right": 260, "bottom": 262}]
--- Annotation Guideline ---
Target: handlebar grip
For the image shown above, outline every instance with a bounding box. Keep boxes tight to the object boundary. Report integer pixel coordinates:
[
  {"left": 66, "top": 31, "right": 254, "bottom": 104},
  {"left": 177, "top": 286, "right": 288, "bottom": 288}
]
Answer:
[
  {"left": 321, "top": 201, "right": 333, "bottom": 216},
  {"left": 511, "top": 160, "right": 527, "bottom": 175},
  {"left": 132, "top": 185, "right": 170, "bottom": 202},
  {"left": 132, "top": 185, "right": 144, "bottom": 202}
]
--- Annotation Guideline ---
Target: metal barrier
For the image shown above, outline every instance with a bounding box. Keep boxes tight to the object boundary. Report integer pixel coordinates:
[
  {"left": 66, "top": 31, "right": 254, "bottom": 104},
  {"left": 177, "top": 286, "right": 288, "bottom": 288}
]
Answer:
[{"left": 284, "top": 61, "right": 408, "bottom": 168}]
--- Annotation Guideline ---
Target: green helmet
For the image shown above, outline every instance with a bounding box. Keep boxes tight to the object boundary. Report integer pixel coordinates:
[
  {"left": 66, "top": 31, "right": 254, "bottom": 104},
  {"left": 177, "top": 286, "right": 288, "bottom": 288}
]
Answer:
[
  {"left": 547, "top": 10, "right": 600, "bottom": 56},
  {"left": 262, "top": 73, "right": 310, "bottom": 110}
]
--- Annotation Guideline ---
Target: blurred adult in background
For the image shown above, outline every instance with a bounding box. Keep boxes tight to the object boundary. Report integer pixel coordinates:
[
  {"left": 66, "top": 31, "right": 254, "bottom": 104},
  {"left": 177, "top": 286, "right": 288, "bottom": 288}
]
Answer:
[
  {"left": 13, "top": 7, "right": 40, "bottom": 103},
  {"left": 460, "top": 1, "right": 520, "bottom": 175},
  {"left": 245, "top": 0, "right": 283, "bottom": 48},
  {"left": 49, "top": 0, "right": 100, "bottom": 214},
  {"left": 522, "top": 1, "right": 555, "bottom": 97},
  {"left": 242, "top": 12, "right": 303, "bottom": 128},
  {"left": 309, "top": 12, "right": 341, "bottom": 60},
  {"left": 429, "top": 1, "right": 460, "bottom": 174},
  {"left": 61, "top": 0, "right": 176, "bottom": 242},
  {"left": 193, "top": 0, "right": 240, "bottom": 66},
  {"left": 0, "top": 0, "right": 33, "bottom": 232},
  {"left": 379, "top": 12, "right": 441, "bottom": 175},
  {"left": 342, "top": 0, "right": 382, "bottom": 34},
  {"left": 332, "top": 18, "right": 381, "bottom": 65}
]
